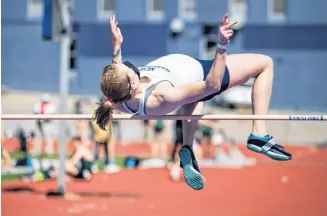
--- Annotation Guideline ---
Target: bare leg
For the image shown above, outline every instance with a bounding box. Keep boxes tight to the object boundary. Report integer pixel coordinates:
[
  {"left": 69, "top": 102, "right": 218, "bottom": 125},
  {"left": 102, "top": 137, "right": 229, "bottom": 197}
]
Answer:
[
  {"left": 226, "top": 54, "right": 291, "bottom": 160},
  {"left": 33, "top": 122, "right": 43, "bottom": 155},
  {"left": 182, "top": 102, "right": 203, "bottom": 159},
  {"left": 93, "top": 142, "right": 100, "bottom": 161},
  {"left": 179, "top": 102, "right": 205, "bottom": 190},
  {"left": 66, "top": 147, "right": 93, "bottom": 176},
  {"left": 104, "top": 142, "right": 109, "bottom": 165},
  {"left": 105, "top": 134, "right": 120, "bottom": 173},
  {"left": 108, "top": 136, "right": 115, "bottom": 164},
  {"left": 226, "top": 54, "right": 274, "bottom": 135},
  {"left": 181, "top": 102, "right": 203, "bottom": 147},
  {"left": 65, "top": 161, "right": 79, "bottom": 176}
]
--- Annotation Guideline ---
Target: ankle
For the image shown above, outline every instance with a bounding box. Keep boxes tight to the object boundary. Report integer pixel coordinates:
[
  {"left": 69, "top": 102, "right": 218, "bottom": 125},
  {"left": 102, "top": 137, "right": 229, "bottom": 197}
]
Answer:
[
  {"left": 251, "top": 126, "right": 267, "bottom": 136},
  {"left": 251, "top": 132, "right": 268, "bottom": 137}
]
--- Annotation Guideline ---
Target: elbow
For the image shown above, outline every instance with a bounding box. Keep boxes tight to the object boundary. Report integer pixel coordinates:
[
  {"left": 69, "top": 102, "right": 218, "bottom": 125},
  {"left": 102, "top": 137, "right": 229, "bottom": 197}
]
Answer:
[{"left": 205, "top": 79, "right": 222, "bottom": 93}]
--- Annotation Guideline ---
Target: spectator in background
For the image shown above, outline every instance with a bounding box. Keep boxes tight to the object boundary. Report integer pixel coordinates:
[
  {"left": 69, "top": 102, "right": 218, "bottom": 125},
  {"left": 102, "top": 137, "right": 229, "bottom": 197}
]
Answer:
[
  {"left": 1, "top": 146, "right": 11, "bottom": 169},
  {"left": 1, "top": 102, "right": 5, "bottom": 148},
  {"left": 74, "top": 99, "right": 91, "bottom": 147},
  {"left": 198, "top": 119, "right": 256, "bottom": 166},
  {"left": 112, "top": 109, "right": 122, "bottom": 144},
  {"left": 1, "top": 103, "right": 11, "bottom": 169},
  {"left": 91, "top": 97, "right": 120, "bottom": 173},
  {"left": 197, "top": 120, "right": 215, "bottom": 158},
  {"left": 32, "top": 136, "right": 94, "bottom": 181},
  {"left": 150, "top": 120, "right": 168, "bottom": 159},
  {"left": 197, "top": 104, "right": 255, "bottom": 165},
  {"left": 143, "top": 120, "right": 150, "bottom": 142},
  {"left": 33, "top": 94, "right": 56, "bottom": 155},
  {"left": 169, "top": 109, "right": 203, "bottom": 182},
  {"left": 170, "top": 120, "right": 183, "bottom": 163}
]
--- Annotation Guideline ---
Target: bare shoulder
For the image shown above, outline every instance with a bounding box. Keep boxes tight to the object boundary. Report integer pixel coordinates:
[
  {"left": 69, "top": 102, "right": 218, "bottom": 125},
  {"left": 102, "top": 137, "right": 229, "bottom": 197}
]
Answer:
[
  {"left": 151, "top": 81, "right": 175, "bottom": 99},
  {"left": 144, "top": 81, "right": 175, "bottom": 114}
]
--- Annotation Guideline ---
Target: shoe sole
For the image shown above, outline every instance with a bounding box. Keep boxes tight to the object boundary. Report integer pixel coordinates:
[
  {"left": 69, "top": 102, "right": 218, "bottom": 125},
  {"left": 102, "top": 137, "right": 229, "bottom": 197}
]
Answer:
[
  {"left": 247, "top": 144, "right": 292, "bottom": 161},
  {"left": 179, "top": 148, "right": 204, "bottom": 190}
]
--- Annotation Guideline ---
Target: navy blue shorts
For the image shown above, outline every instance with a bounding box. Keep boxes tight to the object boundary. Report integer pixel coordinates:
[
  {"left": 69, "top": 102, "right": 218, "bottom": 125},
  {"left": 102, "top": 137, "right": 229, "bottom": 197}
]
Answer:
[{"left": 194, "top": 59, "right": 230, "bottom": 102}]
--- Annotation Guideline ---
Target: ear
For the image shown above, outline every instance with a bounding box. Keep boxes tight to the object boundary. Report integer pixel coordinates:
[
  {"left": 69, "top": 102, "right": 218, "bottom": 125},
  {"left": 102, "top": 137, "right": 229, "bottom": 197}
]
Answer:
[{"left": 130, "top": 75, "right": 139, "bottom": 90}]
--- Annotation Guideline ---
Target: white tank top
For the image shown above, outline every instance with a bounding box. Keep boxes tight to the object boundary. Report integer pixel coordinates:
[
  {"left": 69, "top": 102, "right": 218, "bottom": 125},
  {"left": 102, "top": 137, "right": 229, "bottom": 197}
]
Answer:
[{"left": 121, "top": 54, "right": 204, "bottom": 115}]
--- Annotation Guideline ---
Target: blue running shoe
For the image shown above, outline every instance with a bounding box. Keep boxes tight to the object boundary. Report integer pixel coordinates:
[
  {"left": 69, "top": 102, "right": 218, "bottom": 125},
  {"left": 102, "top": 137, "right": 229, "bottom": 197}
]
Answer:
[
  {"left": 179, "top": 145, "right": 204, "bottom": 190},
  {"left": 247, "top": 134, "right": 292, "bottom": 161}
]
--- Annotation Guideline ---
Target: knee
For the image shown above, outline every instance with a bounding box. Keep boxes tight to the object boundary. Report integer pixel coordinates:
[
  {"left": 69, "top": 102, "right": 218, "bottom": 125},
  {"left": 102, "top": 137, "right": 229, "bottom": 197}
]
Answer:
[{"left": 262, "top": 55, "right": 274, "bottom": 70}]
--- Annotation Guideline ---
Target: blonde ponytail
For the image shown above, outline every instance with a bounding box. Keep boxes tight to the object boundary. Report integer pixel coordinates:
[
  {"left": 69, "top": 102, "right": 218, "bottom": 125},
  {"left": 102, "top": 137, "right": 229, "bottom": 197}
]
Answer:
[{"left": 93, "top": 101, "right": 113, "bottom": 130}]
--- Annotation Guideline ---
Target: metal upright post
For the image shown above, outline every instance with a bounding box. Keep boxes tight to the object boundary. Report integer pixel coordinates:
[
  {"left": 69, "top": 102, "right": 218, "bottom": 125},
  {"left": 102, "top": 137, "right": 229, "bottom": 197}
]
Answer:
[{"left": 57, "top": 0, "right": 71, "bottom": 195}]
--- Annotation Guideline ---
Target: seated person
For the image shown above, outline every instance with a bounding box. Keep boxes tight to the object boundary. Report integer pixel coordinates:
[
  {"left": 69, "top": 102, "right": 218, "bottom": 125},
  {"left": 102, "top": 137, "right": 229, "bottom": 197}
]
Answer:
[
  {"left": 91, "top": 97, "right": 119, "bottom": 173},
  {"left": 33, "top": 136, "right": 94, "bottom": 181}
]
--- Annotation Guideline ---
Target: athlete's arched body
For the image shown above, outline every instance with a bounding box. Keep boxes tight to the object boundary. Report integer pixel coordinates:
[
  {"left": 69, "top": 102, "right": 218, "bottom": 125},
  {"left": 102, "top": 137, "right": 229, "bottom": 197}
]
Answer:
[{"left": 94, "top": 14, "right": 292, "bottom": 190}]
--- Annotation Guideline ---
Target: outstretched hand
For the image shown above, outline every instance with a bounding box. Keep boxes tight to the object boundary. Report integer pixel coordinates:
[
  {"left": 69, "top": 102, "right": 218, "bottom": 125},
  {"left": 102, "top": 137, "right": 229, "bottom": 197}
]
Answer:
[
  {"left": 219, "top": 13, "right": 238, "bottom": 45},
  {"left": 109, "top": 15, "right": 123, "bottom": 45}
]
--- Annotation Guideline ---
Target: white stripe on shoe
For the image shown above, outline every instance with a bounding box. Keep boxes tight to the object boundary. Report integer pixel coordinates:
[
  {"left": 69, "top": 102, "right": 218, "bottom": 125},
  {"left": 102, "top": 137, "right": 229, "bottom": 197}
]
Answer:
[{"left": 261, "top": 139, "right": 277, "bottom": 153}]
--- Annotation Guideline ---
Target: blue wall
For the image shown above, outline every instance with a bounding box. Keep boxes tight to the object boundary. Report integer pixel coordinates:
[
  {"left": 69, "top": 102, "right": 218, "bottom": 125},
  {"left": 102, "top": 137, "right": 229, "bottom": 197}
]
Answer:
[
  {"left": 2, "top": 0, "right": 327, "bottom": 111},
  {"left": 247, "top": 0, "right": 327, "bottom": 24}
]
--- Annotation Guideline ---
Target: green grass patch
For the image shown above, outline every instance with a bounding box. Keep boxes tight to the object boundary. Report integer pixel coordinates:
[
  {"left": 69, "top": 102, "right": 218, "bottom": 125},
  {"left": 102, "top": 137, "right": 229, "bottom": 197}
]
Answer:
[
  {"left": 9, "top": 153, "right": 67, "bottom": 160},
  {"left": 2, "top": 156, "right": 128, "bottom": 182},
  {"left": 2, "top": 173, "right": 23, "bottom": 182}
]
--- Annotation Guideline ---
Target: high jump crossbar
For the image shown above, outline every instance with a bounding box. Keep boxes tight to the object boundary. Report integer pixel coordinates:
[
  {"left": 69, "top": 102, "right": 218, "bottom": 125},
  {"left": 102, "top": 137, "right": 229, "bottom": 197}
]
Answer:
[{"left": 1, "top": 114, "right": 327, "bottom": 121}]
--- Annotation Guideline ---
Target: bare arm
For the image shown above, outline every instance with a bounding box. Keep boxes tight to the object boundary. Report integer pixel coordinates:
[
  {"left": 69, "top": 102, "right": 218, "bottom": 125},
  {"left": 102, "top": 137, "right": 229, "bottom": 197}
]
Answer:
[
  {"left": 157, "top": 81, "right": 212, "bottom": 104},
  {"left": 206, "top": 14, "right": 238, "bottom": 90},
  {"left": 112, "top": 44, "right": 122, "bottom": 64},
  {"left": 205, "top": 48, "right": 227, "bottom": 90},
  {"left": 152, "top": 81, "right": 215, "bottom": 114},
  {"left": 109, "top": 15, "right": 123, "bottom": 64},
  {"left": 156, "top": 48, "right": 226, "bottom": 111},
  {"left": 154, "top": 47, "right": 228, "bottom": 111},
  {"left": 154, "top": 15, "right": 238, "bottom": 112}
]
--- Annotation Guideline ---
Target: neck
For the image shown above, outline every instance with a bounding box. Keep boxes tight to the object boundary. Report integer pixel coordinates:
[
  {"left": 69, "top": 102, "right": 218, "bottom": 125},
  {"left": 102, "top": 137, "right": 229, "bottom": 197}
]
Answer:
[{"left": 123, "top": 79, "right": 150, "bottom": 111}]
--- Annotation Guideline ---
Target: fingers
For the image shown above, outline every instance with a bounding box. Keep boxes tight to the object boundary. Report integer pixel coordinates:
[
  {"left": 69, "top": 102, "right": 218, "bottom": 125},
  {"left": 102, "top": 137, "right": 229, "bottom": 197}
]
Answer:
[
  {"left": 222, "top": 13, "right": 228, "bottom": 22},
  {"left": 110, "top": 15, "right": 118, "bottom": 27},
  {"left": 225, "top": 21, "right": 238, "bottom": 29},
  {"left": 110, "top": 15, "right": 120, "bottom": 35},
  {"left": 117, "top": 27, "right": 121, "bottom": 36},
  {"left": 109, "top": 16, "right": 115, "bottom": 33},
  {"left": 220, "top": 21, "right": 238, "bottom": 31},
  {"left": 221, "top": 30, "right": 234, "bottom": 38},
  {"left": 109, "top": 16, "right": 113, "bottom": 26},
  {"left": 220, "top": 13, "right": 228, "bottom": 26},
  {"left": 110, "top": 15, "right": 116, "bottom": 22},
  {"left": 225, "top": 32, "right": 234, "bottom": 38}
]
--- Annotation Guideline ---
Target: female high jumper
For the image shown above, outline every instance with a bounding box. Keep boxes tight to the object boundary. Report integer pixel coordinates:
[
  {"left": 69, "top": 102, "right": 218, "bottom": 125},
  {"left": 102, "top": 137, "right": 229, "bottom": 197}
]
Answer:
[{"left": 93, "top": 14, "right": 292, "bottom": 190}]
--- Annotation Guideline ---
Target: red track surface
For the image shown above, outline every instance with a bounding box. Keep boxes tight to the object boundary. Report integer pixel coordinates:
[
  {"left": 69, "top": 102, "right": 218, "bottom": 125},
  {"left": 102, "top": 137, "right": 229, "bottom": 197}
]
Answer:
[{"left": 2, "top": 143, "right": 327, "bottom": 216}]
